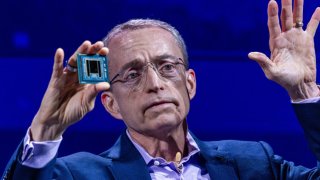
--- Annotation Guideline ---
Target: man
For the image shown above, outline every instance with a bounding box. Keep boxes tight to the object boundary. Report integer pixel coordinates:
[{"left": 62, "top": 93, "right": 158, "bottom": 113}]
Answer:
[{"left": 3, "top": 0, "right": 320, "bottom": 179}]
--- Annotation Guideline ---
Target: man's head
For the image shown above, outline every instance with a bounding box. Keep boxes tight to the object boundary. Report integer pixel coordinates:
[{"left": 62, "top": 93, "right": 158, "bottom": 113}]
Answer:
[
  {"left": 101, "top": 19, "right": 196, "bottom": 138},
  {"left": 103, "top": 19, "right": 189, "bottom": 68}
]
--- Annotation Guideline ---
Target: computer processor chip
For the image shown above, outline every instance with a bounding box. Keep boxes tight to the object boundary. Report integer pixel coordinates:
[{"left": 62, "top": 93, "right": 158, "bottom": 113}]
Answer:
[{"left": 77, "top": 54, "right": 109, "bottom": 84}]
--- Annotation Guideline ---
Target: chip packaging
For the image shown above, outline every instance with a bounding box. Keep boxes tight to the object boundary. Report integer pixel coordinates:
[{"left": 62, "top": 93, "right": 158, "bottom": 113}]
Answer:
[{"left": 77, "top": 54, "right": 109, "bottom": 84}]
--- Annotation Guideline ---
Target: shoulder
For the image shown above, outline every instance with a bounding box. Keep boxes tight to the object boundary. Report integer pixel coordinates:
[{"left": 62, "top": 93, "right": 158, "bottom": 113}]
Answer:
[
  {"left": 204, "top": 140, "right": 274, "bottom": 159},
  {"left": 197, "top": 139, "right": 275, "bottom": 168},
  {"left": 190, "top": 132, "right": 275, "bottom": 161},
  {"left": 54, "top": 151, "right": 114, "bottom": 179},
  {"left": 55, "top": 131, "right": 127, "bottom": 166},
  {"left": 201, "top": 140, "right": 276, "bottom": 178},
  {"left": 212, "top": 140, "right": 272, "bottom": 153},
  {"left": 57, "top": 151, "right": 113, "bottom": 166}
]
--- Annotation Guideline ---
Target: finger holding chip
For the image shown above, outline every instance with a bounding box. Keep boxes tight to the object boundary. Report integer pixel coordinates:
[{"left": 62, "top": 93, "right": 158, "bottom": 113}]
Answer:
[
  {"left": 66, "top": 40, "right": 91, "bottom": 69},
  {"left": 65, "top": 41, "right": 105, "bottom": 71},
  {"left": 87, "top": 41, "right": 104, "bottom": 55},
  {"left": 30, "top": 41, "right": 110, "bottom": 141},
  {"left": 64, "top": 40, "right": 110, "bottom": 84}
]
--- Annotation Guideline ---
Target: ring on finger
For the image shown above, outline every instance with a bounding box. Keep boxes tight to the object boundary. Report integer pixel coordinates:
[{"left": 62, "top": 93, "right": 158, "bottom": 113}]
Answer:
[
  {"left": 65, "top": 61, "right": 77, "bottom": 72},
  {"left": 294, "top": 21, "right": 304, "bottom": 28}
]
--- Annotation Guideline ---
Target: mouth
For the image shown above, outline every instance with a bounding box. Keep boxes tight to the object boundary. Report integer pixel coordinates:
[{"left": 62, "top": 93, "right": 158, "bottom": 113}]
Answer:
[{"left": 143, "top": 98, "right": 178, "bottom": 113}]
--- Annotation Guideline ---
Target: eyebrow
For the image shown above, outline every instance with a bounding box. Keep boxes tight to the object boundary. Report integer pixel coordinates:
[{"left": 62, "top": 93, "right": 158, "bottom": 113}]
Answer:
[
  {"left": 118, "top": 54, "right": 179, "bottom": 71},
  {"left": 118, "top": 60, "right": 143, "bottom": 72},
  {"left": 153, "top": 54, "right": 184, "bottom": 64},
  {"left": 154, "top": 54, "right": 177, "bottom": 61}
]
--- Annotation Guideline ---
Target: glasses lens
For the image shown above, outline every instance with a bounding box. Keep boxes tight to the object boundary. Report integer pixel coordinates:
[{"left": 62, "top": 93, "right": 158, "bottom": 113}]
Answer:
[{"left": 111, "top": 57, "right": 185, "bottom": 90}]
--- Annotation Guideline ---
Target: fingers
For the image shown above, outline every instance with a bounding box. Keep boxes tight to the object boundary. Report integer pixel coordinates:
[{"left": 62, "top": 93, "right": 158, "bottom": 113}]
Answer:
[
  {"left": 248, "top": 52, "right": 272, "bottom": 69},
  {"left": 98, "top": 47, "right": 109, "bottom": 56},
  {"left": 279, "top": 0, "right": 304, "bottom": 30},
  {"left": 52, "top": 48, "right": 65, "bottom": 79},
  {"left": 85, "top": 82, "right": 110, "bottom": 107},
  {"left": 67, "top": 41, "right": 91, "bottom": 67},
  {"left": 281, "top": 0, "right": 293, "bottom": 31},
  {"left": 306, "top": 7, "right": 320, "bottom": 37},
  {"left": 67, "top": 41, "right": 107, "bottom": 67},
  {"left": 87, "top": 41, "right": 104, "bottom": 54},
  {"left": 268, "top": 0, "right": 281, "bottom": 39},
  {"left": 96, "top": 82, "right": 110, "bottom": 91},
  {"left": 293, "top": 0, "right": 304, "bottom": 26}
]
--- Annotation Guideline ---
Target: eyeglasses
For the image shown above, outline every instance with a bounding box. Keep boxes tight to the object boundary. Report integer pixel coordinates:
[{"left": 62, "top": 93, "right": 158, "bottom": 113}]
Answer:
[{"left": 109, "top": 56, "right": 186, "bottom": 89}]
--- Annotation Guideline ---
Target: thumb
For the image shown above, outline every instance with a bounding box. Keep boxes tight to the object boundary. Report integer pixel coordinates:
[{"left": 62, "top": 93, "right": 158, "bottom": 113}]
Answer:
[
  {"left": 248, "top": 52, "right": 272, "bottom": 69},
  {"left": 85, "top": 82, "right": 111, "bottom": 106},
  {"left": 94, "top": 82, "right": 110, "bottom": 94}
]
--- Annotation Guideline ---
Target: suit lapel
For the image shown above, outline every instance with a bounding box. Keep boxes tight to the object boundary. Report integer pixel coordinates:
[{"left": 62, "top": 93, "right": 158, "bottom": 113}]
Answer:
[
  {"left": 104, "top": 132, "right": 152, "bottom": 180},
  {"left": 104, "top": 131, "right": 239, "bottom": 179}
]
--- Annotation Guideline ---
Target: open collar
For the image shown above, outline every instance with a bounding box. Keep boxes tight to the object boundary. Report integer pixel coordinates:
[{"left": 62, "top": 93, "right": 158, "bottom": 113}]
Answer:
[{"left": 102, "top": 131, "right": 238, "bottom": 180}]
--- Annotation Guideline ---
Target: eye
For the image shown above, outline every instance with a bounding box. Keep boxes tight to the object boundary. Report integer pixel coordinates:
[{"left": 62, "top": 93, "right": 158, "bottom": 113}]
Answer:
[
  {"left": 161, "top": 63, "right": 175, "bottom": 72},
  {"left": 124, "top": 70, "right": 141, "bottom": 81}
]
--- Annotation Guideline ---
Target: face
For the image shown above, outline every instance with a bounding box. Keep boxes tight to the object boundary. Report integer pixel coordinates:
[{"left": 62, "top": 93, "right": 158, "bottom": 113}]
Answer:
[{"left": 101, "top": 27, "right": 196, "bottom": 137}]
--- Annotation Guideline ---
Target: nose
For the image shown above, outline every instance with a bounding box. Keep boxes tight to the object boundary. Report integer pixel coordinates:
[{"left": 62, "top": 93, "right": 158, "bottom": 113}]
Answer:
[{"left": 141, "top": 64, "right": 164, "bottom": 93}]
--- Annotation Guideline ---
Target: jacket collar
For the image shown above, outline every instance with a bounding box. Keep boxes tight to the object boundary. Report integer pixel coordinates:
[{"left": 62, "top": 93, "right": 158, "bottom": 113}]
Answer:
[
  {"left": 100, "top": 131, "right": 152, "bottom": 180},
  {"left": 102, "top": 131, "right": 238, "bottom": 179}
]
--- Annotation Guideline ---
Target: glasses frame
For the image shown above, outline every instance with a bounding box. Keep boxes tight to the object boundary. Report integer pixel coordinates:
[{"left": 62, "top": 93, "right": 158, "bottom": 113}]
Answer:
[{"left": 109, "top": 57, "right": 186, "bottom": 85}]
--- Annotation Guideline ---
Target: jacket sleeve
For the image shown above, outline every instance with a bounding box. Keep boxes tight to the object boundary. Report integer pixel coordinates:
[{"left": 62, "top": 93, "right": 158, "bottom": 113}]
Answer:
[
  {"left": 259, "top": 141, "right": 320, "bottom": 179},
  {"left": 293, "top": 103, "right": 320, "bottom": 162},
  {"left": 1, "top": 141, "right": 73, "bottom": 180},
  {"left": 257, "top": 102, "right": 320, "bottom": 179}
]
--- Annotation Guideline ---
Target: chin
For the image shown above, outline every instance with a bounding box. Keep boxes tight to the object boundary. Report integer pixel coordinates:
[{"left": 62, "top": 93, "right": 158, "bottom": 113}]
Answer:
[{"left": 146, "top": 116, "right": 184, "bottom": 136}]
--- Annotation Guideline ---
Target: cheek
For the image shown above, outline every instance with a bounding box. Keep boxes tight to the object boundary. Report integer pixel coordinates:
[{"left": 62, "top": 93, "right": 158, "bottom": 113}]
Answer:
[
  {"left": 171, "top": 79, "right": 191, "bottom": 116},
  {"left": 118, "top": 94, "right": 141, "bottom": 117},
  {"left": 177, "top": 88, "right": 190, "bottom": 114},
  {"left": 113, "top": 89, "right": 141, "bottom": 118}
]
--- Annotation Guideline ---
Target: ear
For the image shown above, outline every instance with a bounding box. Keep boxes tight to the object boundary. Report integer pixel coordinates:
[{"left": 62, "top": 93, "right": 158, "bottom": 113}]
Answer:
[
  {"left": 185, "top": 69, "right": 196, "bottom": 100},
  {"left": 101, "top": 91, "right": 123, "bottom": 120}
]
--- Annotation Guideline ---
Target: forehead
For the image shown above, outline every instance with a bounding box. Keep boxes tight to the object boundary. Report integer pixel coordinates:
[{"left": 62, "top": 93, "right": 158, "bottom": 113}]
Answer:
[{"left": 107, "top": 27, "right": 183, "bottom": 72}]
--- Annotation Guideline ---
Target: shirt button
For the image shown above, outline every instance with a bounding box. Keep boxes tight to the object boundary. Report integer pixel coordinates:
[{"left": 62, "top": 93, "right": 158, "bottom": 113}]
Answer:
[{"left": 153, "top": 160, "right": 160, "bottom": 166}]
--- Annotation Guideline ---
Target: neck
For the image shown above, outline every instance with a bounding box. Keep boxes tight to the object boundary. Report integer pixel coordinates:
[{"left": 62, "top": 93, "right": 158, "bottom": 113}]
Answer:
[{"left": 128, "top": 123, "right": 188, "bottom": 162}]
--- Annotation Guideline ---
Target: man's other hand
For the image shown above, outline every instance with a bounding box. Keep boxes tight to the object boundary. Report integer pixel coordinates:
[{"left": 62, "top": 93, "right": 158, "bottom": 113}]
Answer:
[{"left": 249, "top": 0, "right": 320, "bottom": 101}]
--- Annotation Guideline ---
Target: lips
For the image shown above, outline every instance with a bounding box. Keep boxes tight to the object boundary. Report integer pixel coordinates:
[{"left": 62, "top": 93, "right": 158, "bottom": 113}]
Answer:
[{"left": 143, "top": 98, "right": 178, "bottom": 113}]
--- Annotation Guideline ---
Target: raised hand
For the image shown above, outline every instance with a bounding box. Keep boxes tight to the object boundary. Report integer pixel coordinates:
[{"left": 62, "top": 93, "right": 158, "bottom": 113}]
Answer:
[
  {"left": 249, "top": 0, "right": 320, "bottom": 101},
  {"left": 30, "top": 41, "right": 110, "bottom": 141}
]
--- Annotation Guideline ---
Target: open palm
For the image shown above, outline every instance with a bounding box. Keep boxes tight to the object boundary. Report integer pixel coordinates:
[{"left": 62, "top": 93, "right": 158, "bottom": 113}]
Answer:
[{"left": 249, "top": 0, "right": 320, "bottom": 101}]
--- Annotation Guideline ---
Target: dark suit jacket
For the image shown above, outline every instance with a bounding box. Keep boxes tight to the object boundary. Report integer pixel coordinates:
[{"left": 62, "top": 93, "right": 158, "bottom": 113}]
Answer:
[{"left": 2, "top": 103, "right": 320, "bottom": 179}]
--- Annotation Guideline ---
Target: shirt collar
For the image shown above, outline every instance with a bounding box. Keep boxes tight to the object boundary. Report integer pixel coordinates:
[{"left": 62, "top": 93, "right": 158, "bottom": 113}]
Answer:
[{"left": 126, "top": 130, "right": 200, "bottom": 165}]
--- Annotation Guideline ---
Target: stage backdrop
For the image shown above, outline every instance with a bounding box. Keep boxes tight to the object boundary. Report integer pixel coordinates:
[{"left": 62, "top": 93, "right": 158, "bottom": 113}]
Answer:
[{"left": 1, "top": 0, "right": 320, "bottom": 171}]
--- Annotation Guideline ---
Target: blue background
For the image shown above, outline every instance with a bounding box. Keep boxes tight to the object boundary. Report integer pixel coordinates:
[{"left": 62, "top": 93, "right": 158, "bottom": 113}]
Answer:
[{"left": 1, "top": 0, "right": 320, "bottom": 171}]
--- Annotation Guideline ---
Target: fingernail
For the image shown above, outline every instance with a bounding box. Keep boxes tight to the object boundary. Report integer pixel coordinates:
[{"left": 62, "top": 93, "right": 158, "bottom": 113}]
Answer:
[{"left": 248, "top": 52, "right": 257, "bottom": 58}]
